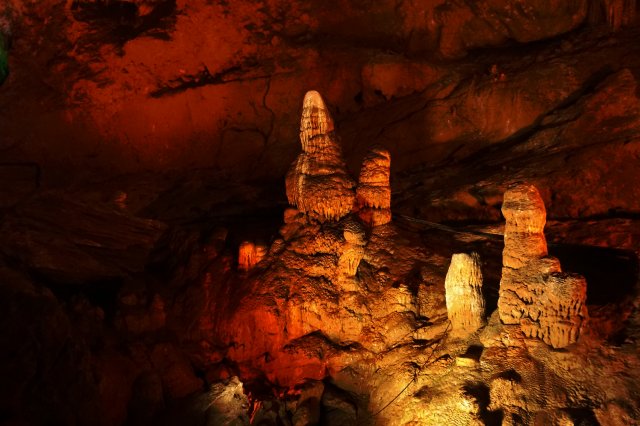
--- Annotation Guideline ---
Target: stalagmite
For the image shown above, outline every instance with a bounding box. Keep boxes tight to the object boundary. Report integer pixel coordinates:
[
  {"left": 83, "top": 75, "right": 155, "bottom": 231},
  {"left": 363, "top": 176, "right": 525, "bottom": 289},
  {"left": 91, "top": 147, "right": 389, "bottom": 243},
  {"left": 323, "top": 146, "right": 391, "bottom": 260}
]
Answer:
[
  {"left": 285, "top": 90, "right": 356, "bottom": 222},
  {"left": 238, "top": 241, "right": 267, "bottom": 272},
  {"left": 444, "top": 252, "right": 485, "bottom": 336},
  {"left": 498, "top": 183, "right": 588, "bottom": 348},
  {"left": 338, "top": 219, "right": 366, "bottom": 277},
  {"left": 357, "top": 147, "right": 392, "bottom": 226}
]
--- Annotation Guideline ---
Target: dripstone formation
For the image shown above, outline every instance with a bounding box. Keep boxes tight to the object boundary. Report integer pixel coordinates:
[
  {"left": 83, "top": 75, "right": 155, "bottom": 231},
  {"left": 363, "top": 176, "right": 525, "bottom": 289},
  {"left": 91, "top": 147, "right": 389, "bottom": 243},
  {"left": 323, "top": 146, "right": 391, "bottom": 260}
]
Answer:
[
  {"left": 285, "top": 91, "right": 356, "bottom": 222},
  {"left": 498, "top": 183, "right": 588, "bottom": 348},
  {"left": 238, "top": 241, "right": 267, "bottom": 272},
  {"left": 221, "top": 90, "right": 444, "bottom": 387},
  {"left": 357, "top": 147, "right": 392, "bottom": 227},
  {"left": 444, "top": 252, "right": 485, "bottom": 336}
]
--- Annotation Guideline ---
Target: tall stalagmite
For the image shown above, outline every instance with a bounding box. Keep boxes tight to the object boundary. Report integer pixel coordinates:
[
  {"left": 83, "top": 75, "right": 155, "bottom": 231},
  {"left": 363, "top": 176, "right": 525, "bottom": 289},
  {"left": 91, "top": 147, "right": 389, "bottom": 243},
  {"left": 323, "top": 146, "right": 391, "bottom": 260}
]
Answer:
[
  {"left": 445, "top": 252, "right": 485, "bottom": 336},
  {"left": 498, "top": 183, "right": 588, "bottom": 348},
  {"left": 357, "top": 147, "right": 392, "bottom": 226},
  {"left": 285, "top": 91, "right": 356, "bottom": 222}
]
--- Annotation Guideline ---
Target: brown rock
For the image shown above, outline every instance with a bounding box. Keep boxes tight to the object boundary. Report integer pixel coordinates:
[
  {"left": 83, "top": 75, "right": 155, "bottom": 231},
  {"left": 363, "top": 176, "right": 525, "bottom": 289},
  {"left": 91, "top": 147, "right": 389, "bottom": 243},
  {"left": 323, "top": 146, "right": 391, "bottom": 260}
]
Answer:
[
  {"left": 498, "top": 183, "right": 588, "bottom": 348},
  {"left": 286, "top": 90, "right": 356, "bottom": 222},
  {"left": 357, "top": 147, "right": 392, "bottom": 227},
  {"left": 445, "top": 252, "right": 485, "bottom": 336}
]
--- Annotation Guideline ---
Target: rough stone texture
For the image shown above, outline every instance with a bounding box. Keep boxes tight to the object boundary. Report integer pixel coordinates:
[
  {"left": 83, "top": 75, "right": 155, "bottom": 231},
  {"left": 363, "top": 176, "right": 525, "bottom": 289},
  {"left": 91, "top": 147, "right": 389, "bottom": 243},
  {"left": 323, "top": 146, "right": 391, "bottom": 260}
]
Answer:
[
  {"left": 0, "top": 2, "right": 639, "bottom": 424},
  {"left": 357, "top": 146, "right": 392, "bottom": 227},
  {"left": 0, "top": 0, "right": 637, "bottom": 192},
  {"left": 0, "top": 167, "right": 639, "bottom": 425},
  {"left": 220, "top": 197, "right": 447, "bottom": 387},
  {"left": 498, "top": 183, "right": 589, "bottom": 348},
  {"left": 0, "top": 193, "right": 167, "bottom": 284},
  {"left": 445, "top": 252, "right": 485, "bottom": 337},
  {"left": 285, "top": 90, "right": 356, "bottom": 222}
]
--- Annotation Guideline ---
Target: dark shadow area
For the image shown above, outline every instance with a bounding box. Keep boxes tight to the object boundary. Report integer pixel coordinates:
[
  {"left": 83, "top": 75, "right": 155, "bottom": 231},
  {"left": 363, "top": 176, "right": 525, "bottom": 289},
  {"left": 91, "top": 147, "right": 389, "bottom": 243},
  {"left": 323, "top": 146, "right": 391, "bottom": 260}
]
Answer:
[
  {"left": 71, "top": 0, "right": 178, "bottom": 46},
  {"left": 463, "top": 382, "right": 503, "bottom": 426},
  {"left": 462, "top": 345, "right": 484, "bottom": 361},
  {"left": 564, "top": 407, "right": 600, "bottom": 425},
  {"left": 549, "top": 244, "right": 639, "bottom": 305},
  {"left": 320, "top": 381, "right": 361, "bottom": 426},
  {"left": 494, "top": 369, "right": 522, "bottom": 383},
  {"left": 44, "top": 277, "right": 123, "bottom": 324}
]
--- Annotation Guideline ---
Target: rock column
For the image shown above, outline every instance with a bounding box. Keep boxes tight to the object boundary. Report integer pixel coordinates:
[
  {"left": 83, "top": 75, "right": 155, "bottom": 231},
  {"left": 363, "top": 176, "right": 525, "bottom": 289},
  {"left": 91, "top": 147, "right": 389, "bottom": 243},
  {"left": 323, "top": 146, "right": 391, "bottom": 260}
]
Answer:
[
  {"left": 357, "top": 147, "right": 392, "bottom": 226},
  {"left": 498, "top": 183, "right": 588, "bottom": 348}
]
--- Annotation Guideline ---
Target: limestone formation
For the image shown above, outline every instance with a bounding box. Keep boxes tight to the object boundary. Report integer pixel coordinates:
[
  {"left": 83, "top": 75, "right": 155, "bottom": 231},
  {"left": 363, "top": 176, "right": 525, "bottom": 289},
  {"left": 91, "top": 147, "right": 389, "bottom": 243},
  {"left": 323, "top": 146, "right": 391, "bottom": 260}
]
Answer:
[
  {"left": 498, "top": 183, "right": 588, "bottom": 348},
  {"left": 520, "top": 273, "right": 588, "bottom": 348},
  {"left": 357, "top": 147, "right": 392, "bottom": 226},
  {"left": 285, "top": 91, "right": 356, "bottom": 222},
  {"left": 444, "top": 252, "right": 485, "bottom": 336},
  {"left": 238, "top": 241, "right": 267, "bottom": 272},
  {"left": 338, "top": 219, "right": 366, "bottom": 277}
]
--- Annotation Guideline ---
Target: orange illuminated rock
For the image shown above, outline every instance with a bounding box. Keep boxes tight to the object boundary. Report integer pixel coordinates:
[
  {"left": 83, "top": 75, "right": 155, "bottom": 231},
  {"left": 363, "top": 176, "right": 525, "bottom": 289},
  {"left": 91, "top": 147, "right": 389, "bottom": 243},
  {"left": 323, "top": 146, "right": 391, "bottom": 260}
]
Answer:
[
  {"left": 357, "top": 147, "right": 392, "bottom": 226},
  {"left": 285, "top": 91, "right": 356, "bottom": 222},
  {"left": 238, "top": 241, "right": 267, "bottom": 272},
  {"left": 444, "top": 252, "right": 485, "bottom": 336},
  {"left": 498, "top": 183, "right": 588, "bottom": 348}
]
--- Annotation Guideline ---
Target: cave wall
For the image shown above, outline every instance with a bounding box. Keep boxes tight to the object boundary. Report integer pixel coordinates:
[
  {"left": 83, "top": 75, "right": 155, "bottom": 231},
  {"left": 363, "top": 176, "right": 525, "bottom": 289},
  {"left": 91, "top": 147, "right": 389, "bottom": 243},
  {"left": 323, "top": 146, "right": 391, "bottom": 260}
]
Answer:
[{"left": 0, "top": 0, "right": 638, "bottom": 187}]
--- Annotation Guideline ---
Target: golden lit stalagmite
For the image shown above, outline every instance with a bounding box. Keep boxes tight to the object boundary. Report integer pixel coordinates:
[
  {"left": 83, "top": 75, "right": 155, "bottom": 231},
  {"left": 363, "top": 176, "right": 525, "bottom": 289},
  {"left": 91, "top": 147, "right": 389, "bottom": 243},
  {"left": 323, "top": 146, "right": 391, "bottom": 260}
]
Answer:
[
  {"left": 285, "top": 91, "right": 356, "bottom": 222},
  {"left": 357, "top": 147, "right": 392, "bottom": 226},
  {"left": 444, "top": 252, "right": 485, "bottom": 336},
  {"left": 498, "top": 183, "right": 588, "bottom": 348}
]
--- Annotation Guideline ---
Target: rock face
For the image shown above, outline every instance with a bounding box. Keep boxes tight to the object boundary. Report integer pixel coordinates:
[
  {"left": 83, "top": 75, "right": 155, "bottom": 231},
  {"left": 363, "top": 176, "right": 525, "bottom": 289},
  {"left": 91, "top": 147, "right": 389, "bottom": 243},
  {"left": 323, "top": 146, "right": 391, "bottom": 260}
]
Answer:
[
  {"left": 498, "top": 183, "right": 588, "bottom": 348},
  {"left": 444, "top": 252, "right": 485, "bottom": 336},
  {"left": 285, "top": 91, "right": 356, "bottom": 222},
  {"left": 357, "top": 147, "right": 392, "bottom": 227}
]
